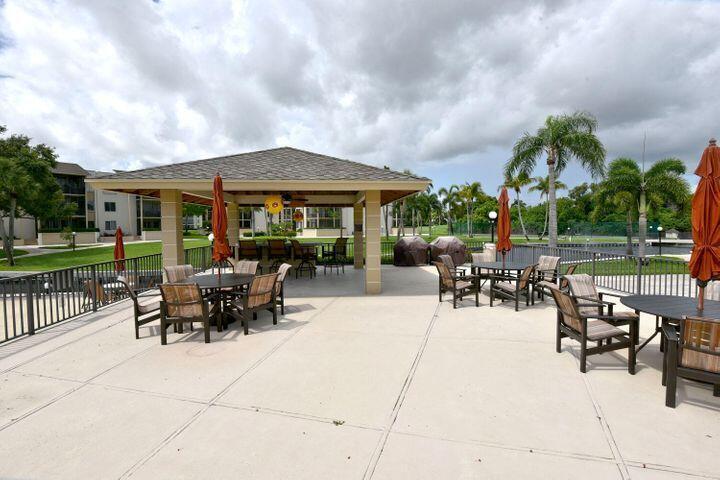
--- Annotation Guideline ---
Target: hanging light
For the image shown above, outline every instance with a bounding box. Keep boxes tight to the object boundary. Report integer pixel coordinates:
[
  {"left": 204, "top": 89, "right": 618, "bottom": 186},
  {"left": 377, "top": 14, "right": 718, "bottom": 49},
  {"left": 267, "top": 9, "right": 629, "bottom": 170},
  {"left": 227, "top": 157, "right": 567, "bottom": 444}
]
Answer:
[
  {"left": 264, "top": 195, "right": 283, "bottom": 215},
  {"left": 292, "top": 209, "right": 304, "bottom": 222}
]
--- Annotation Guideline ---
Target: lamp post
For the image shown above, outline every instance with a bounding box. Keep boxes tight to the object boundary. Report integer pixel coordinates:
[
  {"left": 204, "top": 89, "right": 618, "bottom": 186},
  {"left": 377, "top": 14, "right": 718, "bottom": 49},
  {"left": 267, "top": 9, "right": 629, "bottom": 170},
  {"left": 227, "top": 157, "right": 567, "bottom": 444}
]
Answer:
[
  {"left": 657, "top": 226, "right": 663, "bottom": 256},
  {"left": 488, "top": 211, "right": 497, "bottom": 243},
  {"left": 71, "top": 231, "right": 77, "bottom": 252},
  {"left": 208, "top": 232, "right": 215, "bottom": 244}
]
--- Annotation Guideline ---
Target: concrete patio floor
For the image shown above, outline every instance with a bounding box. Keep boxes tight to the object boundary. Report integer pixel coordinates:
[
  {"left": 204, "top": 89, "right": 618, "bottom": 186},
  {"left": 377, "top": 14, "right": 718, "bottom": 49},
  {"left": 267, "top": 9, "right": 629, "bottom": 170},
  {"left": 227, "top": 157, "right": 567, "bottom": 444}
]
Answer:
[{"left": 0, "top": 266, "right": 718, "bottom": 479}]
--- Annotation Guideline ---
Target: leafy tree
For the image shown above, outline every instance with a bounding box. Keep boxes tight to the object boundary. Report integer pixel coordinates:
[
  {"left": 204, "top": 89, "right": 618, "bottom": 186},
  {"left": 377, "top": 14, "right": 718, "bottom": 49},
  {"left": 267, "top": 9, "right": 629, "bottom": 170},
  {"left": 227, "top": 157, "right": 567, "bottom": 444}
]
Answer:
[
  {"left": 457, "top": 181, "right": 483, "bottom": 236},
  {"left": 506, "top": 111, "right": 606, "bottom": 247},
  {"left": 529, "top": 175, "right": 566, "bottom": 240},
  {"left": 501, "top": 172, "right": 532, "bottom": 240},
  {"left": 182, "top": 203, "right": 208, "bottom": 232},
  {"left": 0, "top": 126, "right": 72, "bottom": 265},
  {"left": 437, "top": 185, "right": 460, "bottom": 235}
]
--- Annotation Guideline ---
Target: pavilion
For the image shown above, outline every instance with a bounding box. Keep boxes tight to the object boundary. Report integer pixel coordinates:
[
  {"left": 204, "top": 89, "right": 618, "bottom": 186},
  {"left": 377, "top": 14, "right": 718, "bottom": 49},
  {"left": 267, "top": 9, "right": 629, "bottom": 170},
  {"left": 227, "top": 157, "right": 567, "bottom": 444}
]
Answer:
[{"left": 85, "top": 147, "right": 430, "bottom": 293}]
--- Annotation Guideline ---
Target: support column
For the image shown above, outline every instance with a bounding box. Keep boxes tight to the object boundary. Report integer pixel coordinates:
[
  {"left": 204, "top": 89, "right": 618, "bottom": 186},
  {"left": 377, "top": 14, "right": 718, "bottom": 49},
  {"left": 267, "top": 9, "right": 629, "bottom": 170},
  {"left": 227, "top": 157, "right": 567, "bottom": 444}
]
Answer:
[
  {"left": 353, "top": 202, "right": 364, "bottom": 269},
  {"left": 160, "top": 190, "right": 184, "bottom": 274},
  {"left": 365, "top": 190, "right": 381, "bottom": 294},
  {"left": 227, "top": 201, "right": 239, "bottom": 259}
]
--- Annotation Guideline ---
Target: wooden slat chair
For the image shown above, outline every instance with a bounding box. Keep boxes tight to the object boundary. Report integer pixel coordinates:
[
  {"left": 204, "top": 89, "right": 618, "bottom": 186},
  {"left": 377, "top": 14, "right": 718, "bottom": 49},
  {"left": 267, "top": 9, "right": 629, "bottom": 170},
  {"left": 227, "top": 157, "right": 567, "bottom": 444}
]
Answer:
[
  {"left": 533, "top": 255, "right": 561, "bottom": 300},
  {"left": 158, "top": 283, "right": 215, "bottom": 345},
  {"left": 290, "top": 240, "right": 316, "bottom": 278},
  {"left": 164, "top": 264, "right": 195, "bottom": 283},
  {"left": 662, "top": 315, "right": 720, "bottom": 408},
  {"left": 489, "top": 264, "right": 536, "bottom": 311},
  {"left": 434, "top": 260, "right": 479, "bottom": 309},
  {"left": 536, "top": 263, "right": 579, "bottom": 300},
  {"left": 550, "top": 287, "right": 638, "bottom": 374},
  {"left": 230, "top": 273, "right": 279, "bottom": 335},
  {"left": 268, "top": 239, "right": 289, "bottom": 272},
  {"left": 117, "top": 276, "right": 163, "bottom": 339},
  {"left": 275, "top": 263, "right": 292, "bottom": 315}
]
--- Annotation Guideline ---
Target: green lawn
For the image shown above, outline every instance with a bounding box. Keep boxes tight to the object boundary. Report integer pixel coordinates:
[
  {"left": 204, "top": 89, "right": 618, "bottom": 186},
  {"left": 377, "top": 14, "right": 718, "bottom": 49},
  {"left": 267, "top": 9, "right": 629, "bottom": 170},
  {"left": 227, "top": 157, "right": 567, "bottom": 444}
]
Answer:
[
  {"left": 41, "top": 244, "right": 97, "bottom": 250},
  {"left": 0, "top": 249, "right": 29, "bottom": 260},
  {"left": 572, "top": 256, "right": 689, "bottom": 276},
  {"left": 0, "top": 239, "right": 209, "bottom": 271}
]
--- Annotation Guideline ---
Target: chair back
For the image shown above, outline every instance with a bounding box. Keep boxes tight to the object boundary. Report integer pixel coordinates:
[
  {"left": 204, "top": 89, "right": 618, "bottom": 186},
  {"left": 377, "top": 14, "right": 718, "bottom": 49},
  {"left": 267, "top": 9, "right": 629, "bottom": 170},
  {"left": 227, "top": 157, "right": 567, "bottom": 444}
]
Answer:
[
  {"left": 235, "top": 260, "right": 259, "bottom": 275},
  {"left": 472, "top": 250, "right": 494, "bottom": 264},
  {"left": 116, "top": 276, "right": 136, "bottom": 300},
  {"left": 439, "top": 254, "right": 455, "bottom": 270},
  {"left": 433, "top": 261, "right": 454, "bottom": 289},
  {"left": 537, "top": 255, "right": 561, "bottom": 272},
  {"left": 290, "top": 239, "right": 304, "bottom": 256},
  {"left": 559, "top": 264, "right": 579, "bottom": 289},
  {"left": 276, "top": 263, "right": 292, "bottom": 283},
  {"left": 159, "top": 283, "right": 204, "bottom": 319},
  {"left": 83, "top": 280, "right": 106, "bottom": 304},
  {"left": 518, "top": 265, "right": 536, "bottom": 289},
  {"left": 565, "top": 274, "right": 600, "bottom": 315},
  {"left": 549, "top": 288, "right": 583, "bottom": 332},
  {"left": 164, "top": 264, "right": 195, "bottom": 283},
  {"left": 238, "top": 240, "right": 259, "bottom": 259},
  {"left": 247, "top": 273, "right": 279, "bottom": 308},
  {"left": 334, "top": 237, "right": 348, "bottom": 256},
  {"left": 679, "top": 316, "right": 720, "bottom": 373},
  {"left": 268, "top": 239, "right": 287, "bottom": 257}
]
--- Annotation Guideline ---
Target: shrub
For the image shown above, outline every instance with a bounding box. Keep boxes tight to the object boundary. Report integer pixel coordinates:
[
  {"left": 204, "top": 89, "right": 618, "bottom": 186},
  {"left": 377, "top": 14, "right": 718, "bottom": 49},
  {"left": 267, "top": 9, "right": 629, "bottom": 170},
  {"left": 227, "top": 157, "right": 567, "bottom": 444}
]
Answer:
[{"left": 243, "top": 231, "right": 266, "bottom": 237}]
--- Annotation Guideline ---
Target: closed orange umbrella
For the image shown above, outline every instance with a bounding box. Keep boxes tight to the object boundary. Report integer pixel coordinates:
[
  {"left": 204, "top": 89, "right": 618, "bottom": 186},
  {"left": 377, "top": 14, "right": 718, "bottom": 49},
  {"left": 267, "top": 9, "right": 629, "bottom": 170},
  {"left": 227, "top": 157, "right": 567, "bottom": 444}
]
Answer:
[
  {"left": 211, "top": 174, "right": 232, "bottom": 270},
  {"left": 496, "top": 187, "right": 512, "bottom": 263},
  {"left": 688, "top": 138, "right": 720, "bottom": 310},
  {"left": 114, "top": 227, "right": 125, "bottom": 272}
]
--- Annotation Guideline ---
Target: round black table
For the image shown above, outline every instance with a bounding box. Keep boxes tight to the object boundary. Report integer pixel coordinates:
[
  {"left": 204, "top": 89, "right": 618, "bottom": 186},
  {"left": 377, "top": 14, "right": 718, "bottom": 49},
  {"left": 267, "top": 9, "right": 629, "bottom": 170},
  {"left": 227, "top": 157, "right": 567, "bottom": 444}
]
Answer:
[
  {"left": 180, "top": 273, "right": 253, "bottom": 330},
  {"left": 620, "top": 294, "right": 720, "bottom": 352},
  {"left": 470, "top": 261, "right": 530, "bottom": 274}
]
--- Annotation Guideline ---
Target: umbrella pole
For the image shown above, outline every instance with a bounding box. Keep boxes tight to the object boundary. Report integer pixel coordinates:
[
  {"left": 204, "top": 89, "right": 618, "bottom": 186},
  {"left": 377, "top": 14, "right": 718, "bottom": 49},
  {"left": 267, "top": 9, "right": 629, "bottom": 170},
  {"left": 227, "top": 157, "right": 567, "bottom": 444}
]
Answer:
[{"left": 698, "top": 286, "right": 705, "bottom": 311}]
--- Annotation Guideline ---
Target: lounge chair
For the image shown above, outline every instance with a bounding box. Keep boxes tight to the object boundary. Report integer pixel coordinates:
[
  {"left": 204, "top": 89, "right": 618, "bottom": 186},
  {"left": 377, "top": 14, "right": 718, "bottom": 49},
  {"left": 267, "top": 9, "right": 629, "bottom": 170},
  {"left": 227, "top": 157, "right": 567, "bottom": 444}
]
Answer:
[
  {"left": 662, "top": 315, "right": 720, "bottom": 407},
  {"left": 550, "top": 287, "right": 638, "bottom": 374},
  {"left": 434, "top": 260, "right": 479, "bottom": 309},
  {"left": 158, "top": 283, "right": 215, "bottom": 345},
  {"left": 489, "top": 264, "right": 536, "bottom": 311}
]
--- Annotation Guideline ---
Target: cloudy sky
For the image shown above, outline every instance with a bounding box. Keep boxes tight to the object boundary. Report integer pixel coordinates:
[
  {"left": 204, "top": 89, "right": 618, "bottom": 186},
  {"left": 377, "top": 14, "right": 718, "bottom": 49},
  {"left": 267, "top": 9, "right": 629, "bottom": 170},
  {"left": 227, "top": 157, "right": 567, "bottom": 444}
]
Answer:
[{"left": 1, "top": 0, "right": 718, "bottom": 203}]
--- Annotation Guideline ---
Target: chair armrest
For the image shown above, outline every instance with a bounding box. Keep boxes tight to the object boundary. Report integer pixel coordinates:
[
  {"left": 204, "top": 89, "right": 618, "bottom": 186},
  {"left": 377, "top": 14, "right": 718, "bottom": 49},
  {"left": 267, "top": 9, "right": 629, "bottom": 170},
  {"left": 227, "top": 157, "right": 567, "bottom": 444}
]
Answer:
[
  {"left": 572, "top": 294, "right": 615, "bottom": 306},
  {"left": 489, "top": 273, "right": 519, "bottom": 282},
  {"left": 661, "top": 323, "right": 679, "bottom": 342}
]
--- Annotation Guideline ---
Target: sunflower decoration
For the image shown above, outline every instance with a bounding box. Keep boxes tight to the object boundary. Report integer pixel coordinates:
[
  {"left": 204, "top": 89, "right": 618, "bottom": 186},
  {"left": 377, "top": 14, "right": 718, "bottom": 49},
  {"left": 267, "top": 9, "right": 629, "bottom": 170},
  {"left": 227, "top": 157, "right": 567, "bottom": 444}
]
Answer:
[
  {"left": 264, "top": 195, "right": 283, "bottom": 215},
  {"left": 292, "top": 209, "right": 304, "bottom": 222}
]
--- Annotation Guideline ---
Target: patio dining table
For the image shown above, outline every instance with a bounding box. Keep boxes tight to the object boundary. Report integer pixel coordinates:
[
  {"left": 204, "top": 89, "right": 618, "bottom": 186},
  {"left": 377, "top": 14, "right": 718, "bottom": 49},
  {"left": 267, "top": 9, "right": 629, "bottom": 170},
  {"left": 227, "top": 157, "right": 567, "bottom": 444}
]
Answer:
[
  {"left": 620, "top": 294, "right": 720, "bottom": 353},
  {"left": 180, "top": 273, "right": 254, "bottom": 330},
  {"left": 469, "top": 261, "right": 529, "bottom": 276}
]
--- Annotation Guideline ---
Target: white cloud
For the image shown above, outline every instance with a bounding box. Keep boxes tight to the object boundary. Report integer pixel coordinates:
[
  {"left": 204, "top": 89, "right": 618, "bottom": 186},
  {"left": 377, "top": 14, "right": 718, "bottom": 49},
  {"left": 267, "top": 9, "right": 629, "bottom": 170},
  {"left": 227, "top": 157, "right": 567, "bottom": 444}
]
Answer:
[{"left": 0, "top": 0, "right": 718, "bottom": 197}]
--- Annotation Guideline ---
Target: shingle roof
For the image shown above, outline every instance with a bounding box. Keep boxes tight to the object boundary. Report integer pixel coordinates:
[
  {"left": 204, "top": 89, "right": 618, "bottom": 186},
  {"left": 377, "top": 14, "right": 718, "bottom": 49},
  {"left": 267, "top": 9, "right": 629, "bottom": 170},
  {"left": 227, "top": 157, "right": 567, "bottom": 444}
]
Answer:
[
  {"left": 52, "top": 162, "right": 88, "bottom": 177},
  {"left": 94, "top": 147, "right": 428, "bottom": 182}
]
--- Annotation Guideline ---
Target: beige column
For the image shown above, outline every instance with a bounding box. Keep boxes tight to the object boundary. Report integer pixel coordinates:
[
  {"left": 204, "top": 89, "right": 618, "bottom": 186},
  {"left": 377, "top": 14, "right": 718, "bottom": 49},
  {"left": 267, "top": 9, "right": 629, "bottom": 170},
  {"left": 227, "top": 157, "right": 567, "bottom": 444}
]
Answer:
[
  {"left": 227, "top": 201, "right": 239, "bottom": 259},
  {"left": 160, "top": 190, "right": 184, "bottom": 272},
  {"left": 353, "top": 202, "right": 364, "bottom": 269},
  {"left": 364, "top": 190, "right": 381, "bottom": 294}
]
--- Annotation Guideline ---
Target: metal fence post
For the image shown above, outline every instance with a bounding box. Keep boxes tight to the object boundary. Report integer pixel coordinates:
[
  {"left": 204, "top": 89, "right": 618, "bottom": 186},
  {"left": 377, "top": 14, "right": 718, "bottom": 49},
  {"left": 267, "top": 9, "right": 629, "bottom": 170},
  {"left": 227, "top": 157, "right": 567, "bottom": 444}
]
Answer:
[
  {"left": 91, "top": 265, "right": 98, "bottom": 312},
  {"left": 25, "top": 277, "right": 35, "bottom": 335},
  {"left": 591, "top": 252, "right": 597, "bottom": 281},
  {"left": 636, "top": 257, "right": 643, "bottom": 295}
]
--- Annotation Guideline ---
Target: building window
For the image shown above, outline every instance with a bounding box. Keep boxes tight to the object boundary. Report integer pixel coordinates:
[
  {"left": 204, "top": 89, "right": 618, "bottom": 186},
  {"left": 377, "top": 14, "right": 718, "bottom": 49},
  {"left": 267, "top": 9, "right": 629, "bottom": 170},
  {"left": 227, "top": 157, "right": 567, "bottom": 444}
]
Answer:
[
  {"left": 104, "top": 220, "right": 117, "bottom": 232},
  {"left": 240, "top": 208, "right": 253, "bottom": 229},
  {"left": 104, "top": 202, "right": 116, "bottom": 212},
  {"left": 305, "top": 207, "right": 342, "bottom": 229}
]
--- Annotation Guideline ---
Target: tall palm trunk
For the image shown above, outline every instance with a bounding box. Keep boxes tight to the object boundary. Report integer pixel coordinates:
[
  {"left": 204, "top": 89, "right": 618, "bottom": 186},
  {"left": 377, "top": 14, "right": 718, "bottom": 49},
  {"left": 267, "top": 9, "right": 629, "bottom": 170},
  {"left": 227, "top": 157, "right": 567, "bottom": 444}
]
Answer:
[
  {"left": 547, "top": 152, "right": 558, "bottom": 247},
  {"left": 539, "top": 195, "right": 549, "bottom": 240},
  {"left": 383, "top": 205, "right": 390, "bottom": 239},
  {"left": 1, "top": 197, "right": 17, "bottom": 266},
  {"left": 625, "top": 209, "right": 634, "bottom": 255},
  {"left": 514, "top": 190, "right": 529, "bottom": 241},
  {"left": 638, "top": 191, "right": 647, "bottom": 258},
  {"left": 466, "top": 204, "right": 471, "bottom": 237}
]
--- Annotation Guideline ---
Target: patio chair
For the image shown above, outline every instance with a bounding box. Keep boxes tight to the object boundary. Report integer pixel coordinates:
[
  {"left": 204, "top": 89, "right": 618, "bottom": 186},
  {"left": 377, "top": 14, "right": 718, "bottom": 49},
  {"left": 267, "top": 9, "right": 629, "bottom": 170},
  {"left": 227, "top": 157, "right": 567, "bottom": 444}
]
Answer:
[
  {"left": 489, "top": 264, "right": 536, "bottom": 311},
  {"left": 229, "top": 273, "right": 279, "bottom": 335},
  {"left": 290, "top": 240, "right": 316, "bottom": 278},
  {"left": 535, "top": 263, "right": 579, "bottom": 300},
  {"left": 534, "top": 255, "right": 560, "bottom": 299},
  {"left": 238, "top": 240, "right": 263, "bottom": 273},
  {"left": 268, "top": 239, "right": 289, "bottom": 272},
  {"left": 117, "top": 276, "right": 162, "bottom": 339},
  {"left": 81, "top": 280, "right": 107, "bottom": 311},
  {"left": 471, "top": 252, "right": 492, "bottom": 288},
  {"left": 275, "top": 263, "right": 292, "bottom": 314},
  {"left": 158, "top": 283, "right": 215, "bottom": 345},
  {"left": 662, "top": 315, "right": 720, "bottom": 408},
  {"left": 550, "top": 287, "right": 638, "bottom": 374},
  {"left": 321, "top": 237, "right": 348, "bottom": 275},
  {"left": 433, "top": 260, "right": 479, "bottom": 309},
  {"left": 164, "top": 264, "right": 195, "bottom": 283},
  {"left": 232, "top": 259, "right": 260, "bottom": 275},
  {"left": 439, "top": 254, "right": 468, "bottom": 277},
  {"left": 565, "top": 274, "right": 635, "bottom": 327}
]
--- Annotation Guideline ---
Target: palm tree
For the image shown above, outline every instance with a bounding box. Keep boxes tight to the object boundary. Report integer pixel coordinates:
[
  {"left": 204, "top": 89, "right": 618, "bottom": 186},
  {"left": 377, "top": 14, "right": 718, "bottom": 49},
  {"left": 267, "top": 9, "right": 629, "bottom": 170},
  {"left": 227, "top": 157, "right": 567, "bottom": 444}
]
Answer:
[
  {"left": 506, "top": 112, "right": 606, "bottom": 247},
  {"left": 637, "top": 158, "right": 689, "bottom": 257},
  {"left": 529, "top": 176, "right": 566, "bottom": 240},
  {"left": 438, "top": 185, "right": 459, "bottom": 234},
  {"left": 594, "top": 159, "right": 641, "bottom": 254},
  {"left": 501, "top": 172, "right": 532, "bottom": 240},
  {"left": 457, "top": 182, "right": 483, "bottom": 237}
]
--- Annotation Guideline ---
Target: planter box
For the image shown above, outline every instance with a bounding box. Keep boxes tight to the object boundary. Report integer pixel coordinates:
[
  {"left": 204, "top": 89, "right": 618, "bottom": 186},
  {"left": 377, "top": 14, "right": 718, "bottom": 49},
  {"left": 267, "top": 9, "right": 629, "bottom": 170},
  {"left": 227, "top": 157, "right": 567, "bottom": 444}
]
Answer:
[
  {"left": 141, "top": 230, "right": 163, "bottom": 241},
  {"left": 38, "top": 231, "right": 98, "bottom": 246}
]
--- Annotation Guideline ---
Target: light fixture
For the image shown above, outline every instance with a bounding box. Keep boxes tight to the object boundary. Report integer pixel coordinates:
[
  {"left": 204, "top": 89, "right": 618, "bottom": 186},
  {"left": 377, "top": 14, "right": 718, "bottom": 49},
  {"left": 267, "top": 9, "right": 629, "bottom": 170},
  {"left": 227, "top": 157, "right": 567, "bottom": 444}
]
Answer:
[
  {"left": 488, "top": 211, "right": 497, "bottom": 220},
  {"left": 657, "top": 226, "right": 663, "bottom": 232},
  {"left": 208, "top": 233, "right": 215, "bottom": 242}
]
